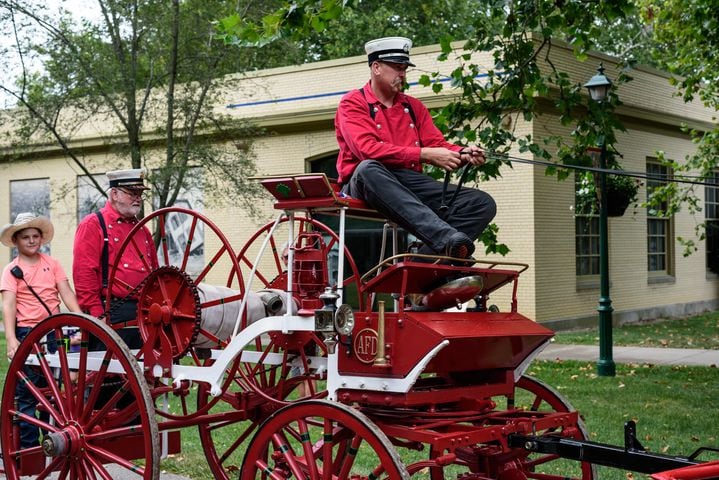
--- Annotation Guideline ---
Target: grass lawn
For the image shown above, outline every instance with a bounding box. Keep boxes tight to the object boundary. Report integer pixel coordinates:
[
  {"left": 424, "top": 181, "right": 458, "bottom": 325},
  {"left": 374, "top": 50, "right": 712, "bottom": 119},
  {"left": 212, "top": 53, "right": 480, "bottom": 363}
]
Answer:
[
  {"left": 554, "top": 309, "right": 719, "bottom": 349},
  {"left": 1, "top": 312, "right": 717, "bottom": 479}
]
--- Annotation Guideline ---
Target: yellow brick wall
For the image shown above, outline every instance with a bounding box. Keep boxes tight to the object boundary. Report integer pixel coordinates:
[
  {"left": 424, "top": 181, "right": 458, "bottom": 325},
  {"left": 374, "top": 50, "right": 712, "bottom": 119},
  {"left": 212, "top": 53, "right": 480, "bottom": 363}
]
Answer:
[
  {"left": 532, "top": 114, "right": 719, "bottom": 323},
  {"left": 2, "top": 40, "right": 717, "bottom": 324}
]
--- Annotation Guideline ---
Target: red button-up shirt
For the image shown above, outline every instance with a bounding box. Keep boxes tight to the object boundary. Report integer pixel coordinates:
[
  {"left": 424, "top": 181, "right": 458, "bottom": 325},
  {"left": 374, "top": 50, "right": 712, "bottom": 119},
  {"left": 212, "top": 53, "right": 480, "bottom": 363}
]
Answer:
[
  {"left": 73, "top": 201, "right": 158, "bottom": 317},
  {"left": 334, "top": 80, "right": 462, "bottom": 184}
]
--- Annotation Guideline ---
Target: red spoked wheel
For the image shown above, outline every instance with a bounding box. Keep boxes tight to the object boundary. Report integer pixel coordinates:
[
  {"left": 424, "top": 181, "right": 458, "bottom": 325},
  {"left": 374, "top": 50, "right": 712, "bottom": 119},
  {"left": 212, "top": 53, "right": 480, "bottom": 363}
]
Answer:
[
  {"left": 108, "top": 207, "right": 248, "bottom": 420},
  {"left": 0, "top": 313, "right": 159, "bottom": 479},
  {"left": 235, "top": 215, "right": 364, "bottom": 310},
  {"left": 240, "top": 399, "right": 410, "bottom": 480},
  {"left": 229, "top": 215, "right": 363, "bottom": 403},
  {"left": 503, "top": 375, "right": 597, "bottom": 480},
  {"left": 108, "top": 207, "right": 245, "bottom": 354}
]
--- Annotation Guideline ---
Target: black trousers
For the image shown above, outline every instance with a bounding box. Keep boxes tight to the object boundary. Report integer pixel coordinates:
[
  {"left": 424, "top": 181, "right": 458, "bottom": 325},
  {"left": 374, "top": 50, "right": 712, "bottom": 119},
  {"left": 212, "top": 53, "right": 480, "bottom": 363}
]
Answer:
[
  {"left": 89, "top": 298, "right": 141, "bottom": 350},
  {"left": 346, "top": 160, "right": 497, "bottom": 253}
]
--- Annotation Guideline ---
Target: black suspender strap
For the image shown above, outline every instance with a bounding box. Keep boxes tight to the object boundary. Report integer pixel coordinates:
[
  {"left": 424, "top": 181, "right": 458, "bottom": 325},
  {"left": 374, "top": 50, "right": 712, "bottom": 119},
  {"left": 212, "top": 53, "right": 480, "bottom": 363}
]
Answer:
[
  {"left": 95, "top": 211, "right": 109, "bottom": 291},
  {"left": 359, "top": 87, "right": 418, "bottom": 127}
]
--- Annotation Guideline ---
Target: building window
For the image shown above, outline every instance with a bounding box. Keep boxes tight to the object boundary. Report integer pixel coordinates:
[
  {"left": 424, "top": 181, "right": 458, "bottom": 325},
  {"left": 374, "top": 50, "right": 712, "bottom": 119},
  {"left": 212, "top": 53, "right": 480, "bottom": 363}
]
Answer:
[
  {"left": 646, "top": 160, "right": 673, "bottom": 275},
  {"left": 10, "top": 178, "right": 51, "bottom": 257},
  {"left": 575, "top": 172, "right": 599, "bottom": 276},
  {"left": 77, "top": 174, "right": 109, "bottom": 221},
  {"left": 705, "top": 171, "right": 719, "bottom": 274}
]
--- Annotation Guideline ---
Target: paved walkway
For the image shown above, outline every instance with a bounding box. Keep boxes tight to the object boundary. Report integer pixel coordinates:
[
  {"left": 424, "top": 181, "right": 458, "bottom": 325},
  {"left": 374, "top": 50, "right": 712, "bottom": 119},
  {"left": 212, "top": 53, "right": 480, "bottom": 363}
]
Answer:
[{"left": 537, "top": 343, "right": 719, "bottom": 366}]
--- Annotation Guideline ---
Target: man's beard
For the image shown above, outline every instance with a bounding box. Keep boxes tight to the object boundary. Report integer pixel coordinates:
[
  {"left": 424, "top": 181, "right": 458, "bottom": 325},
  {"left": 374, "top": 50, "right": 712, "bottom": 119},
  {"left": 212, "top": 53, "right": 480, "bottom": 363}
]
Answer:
[{"left": 117, "top": 204, "right": 141, "bottom": 218}]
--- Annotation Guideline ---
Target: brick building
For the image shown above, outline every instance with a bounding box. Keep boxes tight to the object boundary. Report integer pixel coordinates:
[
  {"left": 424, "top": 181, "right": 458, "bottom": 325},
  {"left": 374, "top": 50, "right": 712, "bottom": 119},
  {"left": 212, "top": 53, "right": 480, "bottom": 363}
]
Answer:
[{"left": 1, "top": 40, "right": 717, "bottom": 326}]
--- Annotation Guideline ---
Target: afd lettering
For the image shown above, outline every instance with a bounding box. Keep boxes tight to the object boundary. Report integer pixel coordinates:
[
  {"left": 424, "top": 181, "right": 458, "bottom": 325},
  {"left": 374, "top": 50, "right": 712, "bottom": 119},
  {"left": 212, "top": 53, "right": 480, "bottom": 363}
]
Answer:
[{"left": 353, "top": 328, "right": 379, "bottom": 364}]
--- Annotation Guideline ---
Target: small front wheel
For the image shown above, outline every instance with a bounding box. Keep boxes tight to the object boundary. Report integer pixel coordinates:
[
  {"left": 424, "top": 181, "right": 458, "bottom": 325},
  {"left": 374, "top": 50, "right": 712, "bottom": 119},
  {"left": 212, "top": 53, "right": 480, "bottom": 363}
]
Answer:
[{"left": 241, "top": 399, "right": 409, "bottom": 480}]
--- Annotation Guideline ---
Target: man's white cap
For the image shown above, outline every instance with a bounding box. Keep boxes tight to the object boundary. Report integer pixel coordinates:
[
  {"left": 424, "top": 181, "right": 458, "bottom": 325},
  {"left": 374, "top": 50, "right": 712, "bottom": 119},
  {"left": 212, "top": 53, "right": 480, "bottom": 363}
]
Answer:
[
  {"left": 365, "top": 37, "right": 415, "bottom": 67},
  {"left": 106, "top": 168, "right": 150, "bottom": 190}
]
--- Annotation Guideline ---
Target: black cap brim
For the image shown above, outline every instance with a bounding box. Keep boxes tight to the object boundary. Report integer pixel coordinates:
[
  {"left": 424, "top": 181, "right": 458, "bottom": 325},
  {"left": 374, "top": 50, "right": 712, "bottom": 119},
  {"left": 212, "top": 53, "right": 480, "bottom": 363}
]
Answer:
[{"left": 379, "top": 57, "right": 416, "bottom": 67}]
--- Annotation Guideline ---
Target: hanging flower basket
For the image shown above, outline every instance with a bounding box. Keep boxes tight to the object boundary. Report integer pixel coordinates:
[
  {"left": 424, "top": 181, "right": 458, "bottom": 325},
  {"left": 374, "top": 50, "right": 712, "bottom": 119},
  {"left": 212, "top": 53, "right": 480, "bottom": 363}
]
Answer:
[
  {"left": 604, "top": 173, "right": 639, "bottom": 217},
  {"left": 578, "top": 147, "right": 641, "bottom": 217},
  {"left": 576, "top": 170, "right": 639, "bottom": 217}
]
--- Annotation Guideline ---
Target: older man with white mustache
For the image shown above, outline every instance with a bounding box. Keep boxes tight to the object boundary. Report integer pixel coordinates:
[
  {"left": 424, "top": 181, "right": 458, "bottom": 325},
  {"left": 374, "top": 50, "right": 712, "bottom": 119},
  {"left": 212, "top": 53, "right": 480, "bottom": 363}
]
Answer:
[
  {"left": 335, "top": 36, "right": 496, "bottom": 264},
  {"left": 73, "top": 168, "right": 158, "bottom": 348}
]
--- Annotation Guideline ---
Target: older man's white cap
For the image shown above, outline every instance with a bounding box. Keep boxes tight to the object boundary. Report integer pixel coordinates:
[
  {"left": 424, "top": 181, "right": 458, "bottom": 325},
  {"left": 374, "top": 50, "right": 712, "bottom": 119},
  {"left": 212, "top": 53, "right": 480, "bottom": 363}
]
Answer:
[
  {"left": 106, "top": 168, "right": 150, "bottom": 190},
  {"left": 365, "top": 37, "right": 415, "bottom": 67}
]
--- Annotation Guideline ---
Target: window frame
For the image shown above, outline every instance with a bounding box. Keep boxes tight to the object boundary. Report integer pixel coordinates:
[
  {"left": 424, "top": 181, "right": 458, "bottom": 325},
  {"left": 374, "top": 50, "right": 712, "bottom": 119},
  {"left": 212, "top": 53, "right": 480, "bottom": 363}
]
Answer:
[
  {"left": 575, "top": 171, "right": 600, "bottom": 281},
  {"left": 705, "top": 170, "right": 719, "bottom": 276},
  {"left": 646, "top": 158, "right": 674, "bottom": 280}
]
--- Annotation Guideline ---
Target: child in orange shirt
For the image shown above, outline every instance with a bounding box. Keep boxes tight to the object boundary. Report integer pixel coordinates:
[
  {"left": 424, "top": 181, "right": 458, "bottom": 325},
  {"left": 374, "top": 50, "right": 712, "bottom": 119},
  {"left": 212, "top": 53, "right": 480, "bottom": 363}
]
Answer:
[{"left": 0, "top": 213, "right": 81, "bottom": 448}]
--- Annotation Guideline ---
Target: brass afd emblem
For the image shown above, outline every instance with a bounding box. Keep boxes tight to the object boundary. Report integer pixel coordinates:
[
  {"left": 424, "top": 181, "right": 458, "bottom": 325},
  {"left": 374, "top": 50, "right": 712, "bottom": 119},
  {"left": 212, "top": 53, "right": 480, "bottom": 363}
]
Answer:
[{"left": 353, "top": 328, "right": 379, "bottom": 364}]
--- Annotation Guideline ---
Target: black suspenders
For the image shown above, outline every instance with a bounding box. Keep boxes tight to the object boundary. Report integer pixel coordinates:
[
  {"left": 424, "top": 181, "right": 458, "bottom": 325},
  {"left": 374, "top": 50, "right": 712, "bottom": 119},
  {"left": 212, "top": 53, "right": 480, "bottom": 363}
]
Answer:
[
  {"left": 356, "top": 88, "right": 470, "bottom": 214},
  {"left": 359, "top": 87, "right": 420, "bottom": 146},
  {"left": 95, "top": 211, "right": 109, "bottom": 291}
]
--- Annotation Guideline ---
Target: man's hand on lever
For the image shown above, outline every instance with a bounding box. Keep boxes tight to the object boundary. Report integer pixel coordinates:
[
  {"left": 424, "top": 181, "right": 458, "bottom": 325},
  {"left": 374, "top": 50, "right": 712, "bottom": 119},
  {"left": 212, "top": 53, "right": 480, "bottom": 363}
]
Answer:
[
  {"left": 460, "top": 146, "right": 486, "bottom": 166},
  {"left": 420, "top": 147, "right": 462, "bottom": 171}
]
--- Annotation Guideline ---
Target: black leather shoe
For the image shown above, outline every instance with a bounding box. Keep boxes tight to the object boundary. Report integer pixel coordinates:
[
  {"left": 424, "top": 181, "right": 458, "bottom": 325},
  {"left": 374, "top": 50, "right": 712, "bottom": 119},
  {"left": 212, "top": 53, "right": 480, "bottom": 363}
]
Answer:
[{"left": 445, "top": 232, "right": 475, "bottom": 260}]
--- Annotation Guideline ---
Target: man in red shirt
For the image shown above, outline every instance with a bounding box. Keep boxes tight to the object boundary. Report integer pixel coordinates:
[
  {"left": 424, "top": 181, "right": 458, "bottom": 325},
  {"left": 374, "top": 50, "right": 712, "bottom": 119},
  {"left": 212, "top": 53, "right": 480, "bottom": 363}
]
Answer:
[
  {"left": 73, "top": 168, "right": 157, "bottom": 348},
  {"left": 335, "top": 37, "right": 496, "bottom": 261}
]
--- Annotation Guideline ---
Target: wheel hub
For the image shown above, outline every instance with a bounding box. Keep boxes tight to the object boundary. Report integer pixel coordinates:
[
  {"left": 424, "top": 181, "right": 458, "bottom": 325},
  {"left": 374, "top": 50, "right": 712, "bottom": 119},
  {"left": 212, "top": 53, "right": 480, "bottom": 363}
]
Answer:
[{"left": 42, "top": 423, "right": 82, "bottom": 457}]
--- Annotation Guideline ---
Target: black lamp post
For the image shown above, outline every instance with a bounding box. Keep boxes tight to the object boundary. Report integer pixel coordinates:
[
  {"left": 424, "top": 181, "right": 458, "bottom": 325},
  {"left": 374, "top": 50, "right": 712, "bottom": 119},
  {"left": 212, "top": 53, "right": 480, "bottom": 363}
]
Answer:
[{"left": 583, "top": 63, "right": 616, "bottom": 377}]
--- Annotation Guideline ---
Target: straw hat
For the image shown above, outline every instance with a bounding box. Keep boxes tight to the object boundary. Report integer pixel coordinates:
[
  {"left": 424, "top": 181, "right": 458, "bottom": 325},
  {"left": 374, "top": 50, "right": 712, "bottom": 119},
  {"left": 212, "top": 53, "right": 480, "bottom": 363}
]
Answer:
[{"left": 0, "top": 212, "right": 55, "bottom": 247}]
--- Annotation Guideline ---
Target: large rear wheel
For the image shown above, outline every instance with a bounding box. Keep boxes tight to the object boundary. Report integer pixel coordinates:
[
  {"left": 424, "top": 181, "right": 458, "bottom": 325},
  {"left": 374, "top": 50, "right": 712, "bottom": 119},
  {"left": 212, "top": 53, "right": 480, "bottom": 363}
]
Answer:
[{"left": 0, "top": 313, "right": 159, "bottom": 479}]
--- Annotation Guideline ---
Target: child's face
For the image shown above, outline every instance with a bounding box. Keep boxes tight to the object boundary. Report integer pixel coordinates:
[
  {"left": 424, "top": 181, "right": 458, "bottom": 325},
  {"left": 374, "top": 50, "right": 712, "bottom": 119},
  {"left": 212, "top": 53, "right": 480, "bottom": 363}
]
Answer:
[{"left": 13, "top": 228, "right": 43, "bottom": 256}]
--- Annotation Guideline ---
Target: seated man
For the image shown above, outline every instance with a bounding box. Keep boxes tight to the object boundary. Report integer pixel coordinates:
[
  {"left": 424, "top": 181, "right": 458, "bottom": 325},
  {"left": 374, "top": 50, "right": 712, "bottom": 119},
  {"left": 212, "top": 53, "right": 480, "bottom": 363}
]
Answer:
[{"left": 334, "top": 36, "right": 496, "bottom": 262}]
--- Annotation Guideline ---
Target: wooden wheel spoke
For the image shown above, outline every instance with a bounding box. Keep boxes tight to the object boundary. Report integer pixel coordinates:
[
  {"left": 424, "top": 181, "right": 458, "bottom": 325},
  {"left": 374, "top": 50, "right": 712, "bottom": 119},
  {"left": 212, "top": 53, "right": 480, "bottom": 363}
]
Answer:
[
  {"left": 324, "top": 236, "right": 337, "bottom": 253},
  {"left": 239, "top": 253, "right": 273, "bottom": 286},
  {"left": 337, "top": 436, "right": 362, "bottom": 478},
  {"left": 16, "top": 366, "right": 66, "bottom": 427},
  {"left": 322, "top": 418, "right": 334, "bottom": 480},
  {"left": 32, "top": 340, "right": 71, "bottom": 420},
  {"left": 82, "top": 450, "right": 114, "bottom": 480},
  {"left": 86, "top": 443, "right": 146, "bottom": 477},
  {"left": 195, "top": 244, "right": 228, "bottom": 284},
  {"left": 8, "top": 405, "right": 57, "bottom": 435},
  {"left": 33, "top": 457, "right": 68, "bottom": 479},
  {"left": 85, "top": 378, "right": 133, "bottom": 431},
  {"left": 297, "top": 420, "right": 320, "bottom": 480},
  {"left": 129, "top": 235, "right": 153, "bottom": 272},
  {"left": 81, "top": 350, "right": 115, "bottom": 424},
  {"left": 529, "top": 393, "right": 543, "bottom": 411},
  {"left": 217, "top": 431, "right": 249, "bottom": 465},
  {"left": 113, "top": 278, "right": 135, "bottom": 295},
  {"left": 269, "top": 236, "right": 283, "bottom": 272},
  {"left": 158, "top": 214, "right": 170, "bottom": 265},
  {"left": 55, "top": 326, "right": 82, "bottom": 417},
  {"left": 180, "top": 215, "right": 199, "bottom": 272},
  {"left": 270, "top": 431, "right": 308, "bottom": 480},
  {"left": 200, "top": 291, "right": 244, "bottom": 309}
]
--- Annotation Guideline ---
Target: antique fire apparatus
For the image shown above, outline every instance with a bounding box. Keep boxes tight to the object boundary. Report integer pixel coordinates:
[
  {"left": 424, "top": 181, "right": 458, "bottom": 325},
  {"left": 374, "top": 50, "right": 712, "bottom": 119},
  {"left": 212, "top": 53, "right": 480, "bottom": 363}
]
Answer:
[{"left": 1, "top": 173, "right": 718, "bottom": 479}]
